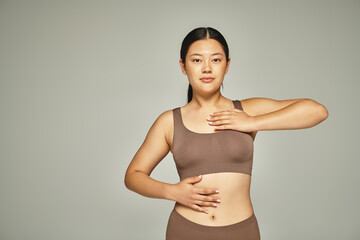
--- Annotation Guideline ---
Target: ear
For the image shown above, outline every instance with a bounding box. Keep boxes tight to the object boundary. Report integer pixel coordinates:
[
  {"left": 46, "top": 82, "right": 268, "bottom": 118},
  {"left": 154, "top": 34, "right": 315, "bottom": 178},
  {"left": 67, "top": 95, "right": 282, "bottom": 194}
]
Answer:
[
  {"left": 179, "top": 59, "right": 187, "bottom": 75},
  {"left": 225, "top": 58, "right": 231, "bottom": 74}
]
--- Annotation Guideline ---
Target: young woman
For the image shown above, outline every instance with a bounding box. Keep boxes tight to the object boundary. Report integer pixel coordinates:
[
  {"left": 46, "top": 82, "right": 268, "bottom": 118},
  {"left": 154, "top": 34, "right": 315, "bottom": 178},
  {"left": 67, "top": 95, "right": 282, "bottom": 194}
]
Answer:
[{"left": 124, "top": 27, "right": 328, "bottom": 240}]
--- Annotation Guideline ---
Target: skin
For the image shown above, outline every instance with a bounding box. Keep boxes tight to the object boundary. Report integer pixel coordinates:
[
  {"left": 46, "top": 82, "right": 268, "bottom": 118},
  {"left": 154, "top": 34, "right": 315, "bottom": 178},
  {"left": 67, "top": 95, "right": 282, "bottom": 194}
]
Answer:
[{"left": 124, "top": 38, "right": 329, "bottom": 226}]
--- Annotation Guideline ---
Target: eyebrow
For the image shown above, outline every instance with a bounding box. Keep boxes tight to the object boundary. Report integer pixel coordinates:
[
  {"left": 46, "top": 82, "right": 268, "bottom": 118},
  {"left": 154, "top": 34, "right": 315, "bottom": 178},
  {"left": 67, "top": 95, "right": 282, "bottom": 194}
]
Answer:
[{"left": 190, "top": 53, "right": 224, "bottom": 57}]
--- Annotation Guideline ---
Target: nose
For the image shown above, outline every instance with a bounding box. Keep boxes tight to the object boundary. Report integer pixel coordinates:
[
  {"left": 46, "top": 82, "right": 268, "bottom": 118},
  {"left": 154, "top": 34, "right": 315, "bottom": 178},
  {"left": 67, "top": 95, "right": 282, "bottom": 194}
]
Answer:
[{"left": 202, "top": 60, "right": 212, "bottom": 73}]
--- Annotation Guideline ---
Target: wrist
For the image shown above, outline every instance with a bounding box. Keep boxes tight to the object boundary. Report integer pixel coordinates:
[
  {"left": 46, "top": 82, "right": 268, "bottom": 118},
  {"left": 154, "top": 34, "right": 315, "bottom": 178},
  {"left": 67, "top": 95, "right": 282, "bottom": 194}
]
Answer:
[
  {"left": 250, "top": 115, "right": 259, "bottom": 132},
  {"left": 164, "top": 183, "right": 177, "bottom": 202}
]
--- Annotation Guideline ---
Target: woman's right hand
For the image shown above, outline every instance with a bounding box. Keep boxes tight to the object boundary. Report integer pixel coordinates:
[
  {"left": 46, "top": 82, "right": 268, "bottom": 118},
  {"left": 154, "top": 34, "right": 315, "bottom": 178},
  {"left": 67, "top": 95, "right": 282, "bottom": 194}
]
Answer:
[{"left": 172, "top": 175, "right": 221, "bottom": 214}]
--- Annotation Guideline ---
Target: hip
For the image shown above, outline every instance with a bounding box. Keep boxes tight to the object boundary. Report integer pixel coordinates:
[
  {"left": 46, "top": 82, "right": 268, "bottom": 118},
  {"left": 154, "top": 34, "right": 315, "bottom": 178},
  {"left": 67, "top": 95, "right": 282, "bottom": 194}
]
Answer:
[{"left": 166, "top": 207, "right": 260, "bottom": 240}]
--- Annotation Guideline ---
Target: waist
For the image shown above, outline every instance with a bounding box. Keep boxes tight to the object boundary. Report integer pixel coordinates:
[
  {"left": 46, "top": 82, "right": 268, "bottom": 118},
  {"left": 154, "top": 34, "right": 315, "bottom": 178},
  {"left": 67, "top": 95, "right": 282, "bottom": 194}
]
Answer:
[{"left": 174, "top": 172, "right": 254, "bottom": 226}]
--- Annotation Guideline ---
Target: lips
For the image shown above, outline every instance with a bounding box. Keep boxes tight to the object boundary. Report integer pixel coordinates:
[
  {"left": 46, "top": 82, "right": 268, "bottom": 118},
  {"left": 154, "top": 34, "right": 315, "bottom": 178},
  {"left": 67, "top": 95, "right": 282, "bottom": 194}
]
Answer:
[{"left": 200, "top": 77, "right": 214, "bottom": 82}]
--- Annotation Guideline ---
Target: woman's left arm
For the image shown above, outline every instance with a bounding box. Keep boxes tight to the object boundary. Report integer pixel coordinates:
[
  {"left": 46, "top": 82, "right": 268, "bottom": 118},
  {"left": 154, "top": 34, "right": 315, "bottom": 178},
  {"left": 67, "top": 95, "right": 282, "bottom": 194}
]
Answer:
[{"left": 245, "top": 98, "right": 329, "bottom": 131}]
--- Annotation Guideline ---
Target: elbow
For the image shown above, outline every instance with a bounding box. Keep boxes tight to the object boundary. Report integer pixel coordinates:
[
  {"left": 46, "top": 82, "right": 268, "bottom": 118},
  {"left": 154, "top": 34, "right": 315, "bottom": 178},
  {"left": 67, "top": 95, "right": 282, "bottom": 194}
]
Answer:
[
  {"left": 314, "top": 103, "right": 329, "bottom": 123},
  {"left": 318, "top": 104, "right": 329, "bottom": 120},
  {"left": 124, "top": 174, "right": 129, "bottom": 190},
  {"left": 308, "top": 99, "right": 328, "bottom": 121},
  {"left": 124, "top": 170, "right": 146, "bottom": 190},
  {"left": 322, "top": 108, "right": 329, "bottom": 120},
  {"left": 124, "top": 170, "right": 132, "bottom": 190}
]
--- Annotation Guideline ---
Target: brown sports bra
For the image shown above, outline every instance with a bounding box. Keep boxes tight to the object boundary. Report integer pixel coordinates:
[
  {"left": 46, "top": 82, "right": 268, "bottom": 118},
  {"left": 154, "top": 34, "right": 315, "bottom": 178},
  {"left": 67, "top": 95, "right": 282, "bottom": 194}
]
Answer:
[{"left": 172, "top": 100, "right": 254, "bottom": 181}]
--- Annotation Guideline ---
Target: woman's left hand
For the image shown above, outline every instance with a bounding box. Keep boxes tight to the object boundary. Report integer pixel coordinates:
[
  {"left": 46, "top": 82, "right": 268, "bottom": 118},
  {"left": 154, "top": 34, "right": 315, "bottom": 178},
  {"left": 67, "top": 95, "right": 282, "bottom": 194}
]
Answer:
[{"left": 206, "top": 108, "right": 255, "bottom": 133}]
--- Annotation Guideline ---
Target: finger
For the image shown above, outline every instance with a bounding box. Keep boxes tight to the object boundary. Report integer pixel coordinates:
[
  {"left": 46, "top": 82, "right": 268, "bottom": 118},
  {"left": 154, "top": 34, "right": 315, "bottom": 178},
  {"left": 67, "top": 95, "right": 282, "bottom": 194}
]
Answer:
[
  {"left": 228, "top": 109, "right": 243, "bottom": 113},
  {"left": 196, "top": 187, "right": 219, "bottom": 195},
  {"left": 191, "top": 204, "right": 209, "bottom": 214},
  {"left": 208, "top": 116, "right": 231, "bottom": 124},
  {"left": 210, "top": 110, "right": 233, "bottom": 117},
  {"left": 210, "top": 120, "right": 232, "bottom": 128},
  {"left": 209, "top": 111, "right": 235, "bottom": 120},
  {"left": 207, "top": 115, "right": 232, "bottom": 124},
  {"left": 193, "top": 199, "right": 218, "bottom": 207},
  {"left": 192, "top": 194, "right": 213, "bottom": 202},
  {"left": 187, "top": 175, "right": 202, "bottom": 183},
  {"left": 214, "top": 109, "right": 243, "bottom": 115},
  {"left": 210, "top": 108, "right": 243, "bottom": 117},
  {"left": 198, "top": 195, "right": 219, "bottom": 205},
  {"left": 214, "top": 123, "right": 233, "bottom": 130}
]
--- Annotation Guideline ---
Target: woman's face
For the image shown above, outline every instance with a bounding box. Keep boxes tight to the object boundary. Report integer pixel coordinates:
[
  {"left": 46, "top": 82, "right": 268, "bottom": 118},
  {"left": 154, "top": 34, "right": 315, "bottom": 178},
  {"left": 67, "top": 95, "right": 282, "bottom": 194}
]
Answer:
[{"left": 179, "top": 38, "right": 230, "bottom": 95}]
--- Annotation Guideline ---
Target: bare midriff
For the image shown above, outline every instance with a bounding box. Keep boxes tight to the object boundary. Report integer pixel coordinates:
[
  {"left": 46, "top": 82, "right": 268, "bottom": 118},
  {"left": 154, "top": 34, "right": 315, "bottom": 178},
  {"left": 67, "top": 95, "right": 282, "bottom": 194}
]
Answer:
[{"left": 174, "top": 172, "right": 253, "bottom": 226}]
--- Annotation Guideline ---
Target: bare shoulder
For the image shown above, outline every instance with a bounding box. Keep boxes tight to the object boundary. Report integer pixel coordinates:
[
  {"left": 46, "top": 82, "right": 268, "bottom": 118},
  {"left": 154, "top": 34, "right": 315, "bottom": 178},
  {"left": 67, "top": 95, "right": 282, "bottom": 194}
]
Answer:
[
  {"left": 124, "top": 108, "right": 175, "bottom": 176},
  {"left": 240, "top": 97, "right": 307, "bottom": 116},
  {"left": 153, "top": 108, "right": 175, "bottom": 151},
  {"left": 155, "top": 108, "right": 174, "bottom": 126}
]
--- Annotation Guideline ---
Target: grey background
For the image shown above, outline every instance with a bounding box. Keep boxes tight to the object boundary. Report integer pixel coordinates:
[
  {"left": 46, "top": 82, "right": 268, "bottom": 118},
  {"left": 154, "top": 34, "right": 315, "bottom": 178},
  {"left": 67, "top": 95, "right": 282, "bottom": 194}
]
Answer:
[{"left": 0, "top": 0, "right": 359, "bottom": 239}]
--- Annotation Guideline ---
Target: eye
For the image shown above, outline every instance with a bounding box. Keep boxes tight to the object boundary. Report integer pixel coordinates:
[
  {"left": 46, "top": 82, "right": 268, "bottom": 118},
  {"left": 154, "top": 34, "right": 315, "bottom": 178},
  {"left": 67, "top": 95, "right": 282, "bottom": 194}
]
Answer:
[
  {"left": 213, "top": 58, "right": 221, "bottom": 62},
  {"left": 192, "top": 59, "right": 201, "bottom": 62}
]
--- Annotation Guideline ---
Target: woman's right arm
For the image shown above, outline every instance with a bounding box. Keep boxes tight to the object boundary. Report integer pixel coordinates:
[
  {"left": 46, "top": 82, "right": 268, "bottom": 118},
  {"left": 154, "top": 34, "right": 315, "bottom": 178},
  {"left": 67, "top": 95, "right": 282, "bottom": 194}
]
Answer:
[
  {"left": 124, "top": 110, "right": 176, "bottom": 201},
  {"left": 124, "top": 110, "right": 221, "bottom": 213}
]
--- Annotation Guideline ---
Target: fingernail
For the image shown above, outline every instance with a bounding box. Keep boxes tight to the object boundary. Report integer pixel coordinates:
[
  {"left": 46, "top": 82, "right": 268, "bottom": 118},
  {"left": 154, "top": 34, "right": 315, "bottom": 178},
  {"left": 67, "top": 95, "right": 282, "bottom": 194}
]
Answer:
[
  {"left": 215, "top": 190, "right": 219, "bottom": 193},
  {"left": 216, "top": 199, "right": 221, "bottom": 202},
  {"left": 198, "top": 175, "right": 201, "bottom": 179},
  {"left": 212, "top": 203, "right": 217, "bottom": 207}
]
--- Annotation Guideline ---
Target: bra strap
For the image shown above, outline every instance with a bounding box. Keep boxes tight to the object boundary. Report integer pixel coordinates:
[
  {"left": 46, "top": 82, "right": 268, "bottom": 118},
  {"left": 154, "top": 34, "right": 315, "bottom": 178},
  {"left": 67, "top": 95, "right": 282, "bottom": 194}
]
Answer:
[
  {"left": 173, "top": 107, "right": 185, "bottom": 132},
  {"left": 172, "top": 108, "right": 188, "bottom": 150},
  {"left": 234, "top": 100, "right": 243, "bottom": 111}
]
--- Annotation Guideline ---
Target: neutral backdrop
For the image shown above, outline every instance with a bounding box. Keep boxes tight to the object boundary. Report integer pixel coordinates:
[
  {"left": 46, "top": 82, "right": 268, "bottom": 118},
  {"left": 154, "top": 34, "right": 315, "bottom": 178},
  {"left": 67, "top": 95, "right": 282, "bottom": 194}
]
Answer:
[{"left": 0, "top": 0, "right": 359, "bottom": 239}]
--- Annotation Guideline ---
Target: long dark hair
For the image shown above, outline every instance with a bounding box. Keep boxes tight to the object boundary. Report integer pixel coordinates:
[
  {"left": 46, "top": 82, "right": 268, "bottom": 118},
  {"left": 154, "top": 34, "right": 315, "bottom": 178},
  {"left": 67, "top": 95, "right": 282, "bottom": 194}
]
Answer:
[{"left": 180, "top": 27, "right": 230, "bottom": 103}]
